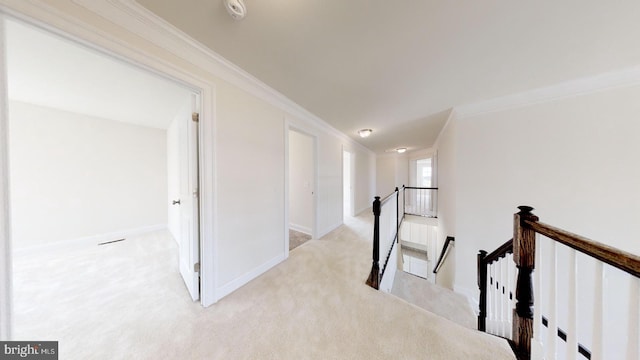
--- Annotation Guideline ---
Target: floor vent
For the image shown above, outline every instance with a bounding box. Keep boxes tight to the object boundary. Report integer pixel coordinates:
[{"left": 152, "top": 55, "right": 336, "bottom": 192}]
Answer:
[{"left": 98, "top": 238, "right": 125, "bottom": 246}]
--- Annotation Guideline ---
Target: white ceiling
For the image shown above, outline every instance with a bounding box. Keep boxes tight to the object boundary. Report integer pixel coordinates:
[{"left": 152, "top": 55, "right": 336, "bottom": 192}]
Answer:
[
  {"left": 6, "top": 18, "right": 193, "bottom": 129},
  {"left": 136, "top": 0, "right": 640, "bottom": 153}
]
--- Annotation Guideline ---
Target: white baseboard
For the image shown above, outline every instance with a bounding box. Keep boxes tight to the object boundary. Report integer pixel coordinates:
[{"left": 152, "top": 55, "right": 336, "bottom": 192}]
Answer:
[
  {"left": 13, "top": 224, "right": 167, "bottom": 256},
  {"left": 215, "top": 253, "right": 285, "bottom": 301},
  {"left": 289, "top": 223, "right": 312, "bottom": 235}
]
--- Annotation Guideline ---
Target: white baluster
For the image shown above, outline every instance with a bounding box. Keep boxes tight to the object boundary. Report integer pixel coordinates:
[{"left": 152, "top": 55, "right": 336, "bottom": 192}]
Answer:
[
  {"left": 592, "top": 262, "right": 605, "bottom": 360},
  {"left": 567, "top": 249, "right": 578, "bottom": 360},
  {"left": 627, "top": 276, "right": 639, "bottom": 360},
  {"left": 546, "top": 241, "right": 558, "bottom": 360},
  {"left": 497, "top": 260, "right": 502, "bottom": 336},
  {"left": 507, "top": 253, "right": 513, "bottom": 340},
  {"left": 489, "top": 263, "right": 495, "bottom": 333},
  {"left": 531, "top": 236, "right": 544, "bottom": 359},
  {"left": 502, "top": 258, "right": 509, "bottom": 338}
]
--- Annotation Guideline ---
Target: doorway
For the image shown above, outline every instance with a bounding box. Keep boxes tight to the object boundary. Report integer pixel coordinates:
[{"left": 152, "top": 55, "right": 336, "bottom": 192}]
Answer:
[
  {"left": 287, "top": 129, "right": 316, "bottom": 251},
  {"left": 4, "top": 16, "right": 203, "bottom": 339},
  {"left": 343, "top": 150, "right": 354, "bottom": 218}
]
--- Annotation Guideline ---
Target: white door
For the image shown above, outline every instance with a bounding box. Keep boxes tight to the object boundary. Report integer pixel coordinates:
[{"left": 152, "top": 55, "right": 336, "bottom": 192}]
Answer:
[{"left": 172, "top": 94, "right": 200, "bottom": 301}]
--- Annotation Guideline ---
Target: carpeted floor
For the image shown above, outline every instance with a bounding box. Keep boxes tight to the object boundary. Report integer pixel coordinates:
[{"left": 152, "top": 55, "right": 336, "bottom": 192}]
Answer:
[
  {"left": 289, "top": 229, "right": 312, "bottom": 250},
  {"left": 391, "top": 270, "right": 477, "bottom": 329},
  {"left": 11, "top": 214, "right": 515, "bottom": 359}
]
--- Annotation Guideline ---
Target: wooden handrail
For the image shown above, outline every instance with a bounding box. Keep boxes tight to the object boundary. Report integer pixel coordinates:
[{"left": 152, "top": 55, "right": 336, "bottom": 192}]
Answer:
[
  {"left": 403, "top": 186, "right": 439, "bottom": 190},
  {"left": 433, "top": 236, "right": 455, "bottom": 274},
  {"left": 483, "top": 238, "right": 513, "bottom": 265},
  {"left": 523, "top": 219, "right": 640, "bottom": 278}
]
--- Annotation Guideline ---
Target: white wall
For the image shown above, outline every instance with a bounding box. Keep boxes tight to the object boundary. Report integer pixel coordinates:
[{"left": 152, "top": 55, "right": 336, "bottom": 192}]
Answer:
[
  {"left": 216, "top": 83, "right": 285, "bottom": 287},
  {"left": 288, "top": 130, "right": 314, "bottom": 234},
  {"left": 376, "top": 156, "right": 395, "bottom": 196},
  {"left": 433, "top": 118, "right": 456, "bottom": 290},
  {"left": 8, "top": 101, "right": 167, "bottom": 249},
  {"left": 453, "top": 85, "right": 640, "bottom": 298}
]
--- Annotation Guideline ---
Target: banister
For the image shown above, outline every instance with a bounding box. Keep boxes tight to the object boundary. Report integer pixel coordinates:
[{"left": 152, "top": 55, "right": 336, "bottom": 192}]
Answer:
[
  {"left": 432, "top": 236, "right": 455, "bottom": 274},
  {"left": 483, "top": 238, "right": 513, "bottom": 265},
  {"left": 523, "top": 219, "right": 640, "bottom": 278},
  {"left": 478, "top": 205, "right": 640, "bottom": 360},
  {"left": 403, "top": 186, "right": 439, "bottom": 190},
  {"left": 477, "top": 238, "right": 513, "bottom": 333}
]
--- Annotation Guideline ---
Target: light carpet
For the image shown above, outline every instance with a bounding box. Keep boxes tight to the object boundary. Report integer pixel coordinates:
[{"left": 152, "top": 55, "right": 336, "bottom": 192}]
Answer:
[
  {"left": 12, "top": 214, "right": 515, "bottom": 359},
  {"left": 391, "top": 270, "right": 477, "bottom": 330},
  {"left": 288, "top": 229, "right": 312, "bottom": 251}
]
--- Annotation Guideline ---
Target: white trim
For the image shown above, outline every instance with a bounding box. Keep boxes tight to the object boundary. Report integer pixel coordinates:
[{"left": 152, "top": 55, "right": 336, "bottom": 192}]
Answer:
[
  {"left": 289, "top": 223, "right": 312, "bottom": 236},
  {"left": 12, "top": 224, "right": 167, "bottom": 256},
  {"left": 215, "top": 254, "right": 285, "bottom": 300},
  {"left": 283, "top": 118, "right": 290, "bottom": 258},
  {"left": 432, "top": 109, "right": 456, "bottom": 149},
  {"left": 286, "top": 126, "right": 319, "bottom": 241},
  {"left": 455, "top": 65, "right": 640, "bottom": 119},
  {"left": 70, "top": 0, "right": 374, "bottom": 158},
  {"left": 198, "top": 85, "right": 216, "bottom": 306},
  {"left": 0, "top": 13, "right": 13, "bottom": 341}
]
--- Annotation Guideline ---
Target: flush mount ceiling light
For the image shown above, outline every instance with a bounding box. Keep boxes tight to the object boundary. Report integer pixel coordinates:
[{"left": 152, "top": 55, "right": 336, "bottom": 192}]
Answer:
[
  {"left": 224, "top": 0, "right": 247, "bottom": 20},
  {"left": 396, "top": 147, "right": 407, "bottom": 154},
  {"left": 358, "top": 129, "right": 373, "bottom": 138}
]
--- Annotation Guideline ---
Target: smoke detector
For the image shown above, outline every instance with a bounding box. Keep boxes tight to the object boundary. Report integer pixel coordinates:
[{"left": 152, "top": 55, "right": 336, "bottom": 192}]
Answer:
[{"left": 224, "top": 0, "right": 247, "bottom": 20}]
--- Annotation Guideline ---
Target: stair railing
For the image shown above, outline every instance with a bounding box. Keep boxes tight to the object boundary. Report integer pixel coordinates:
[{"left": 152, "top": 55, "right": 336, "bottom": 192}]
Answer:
[
  {"left": 402, "top": 185, "right": 438, "bottom": 217},
  {"left": 478, "top": 206, "right": 640, "bottom": 360},
  {"left": 366, "top": 187, "right": 402, "bottom": 291},
  {"left": 477, "top": 238, "right": 514, "bottom": 337},
  {"left": 433, "top": 236, "right": 455, "bottom": 275}
]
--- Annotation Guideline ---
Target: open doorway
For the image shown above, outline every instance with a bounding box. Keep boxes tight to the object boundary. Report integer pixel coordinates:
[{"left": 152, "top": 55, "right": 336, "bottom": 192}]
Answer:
[
  {"left": 5, "top": 16, "right": 203, "bottom": 339},
  {"left": 343, "top": 150, "right": 354, "bottom": 218},
  {"left": 287, "top": 129, "right": 316, "bottom": 251}
]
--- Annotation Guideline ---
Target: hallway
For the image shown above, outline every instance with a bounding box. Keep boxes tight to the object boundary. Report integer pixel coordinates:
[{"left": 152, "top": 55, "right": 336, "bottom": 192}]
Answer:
[{"left": 12, "top": 214, "right": 514, "bottom": 359}]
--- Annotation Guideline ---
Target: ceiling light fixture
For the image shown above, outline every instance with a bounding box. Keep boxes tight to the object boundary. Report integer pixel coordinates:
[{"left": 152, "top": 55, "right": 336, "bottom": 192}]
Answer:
[
  {"left": 358, "top": 129, "right": 373, "bottom": 138},
  {"left": 224, "top": 0, "right": 247, "bottom": 20},
  {"left": 396, "top": 148, "right": 407, "bottom": 154}
]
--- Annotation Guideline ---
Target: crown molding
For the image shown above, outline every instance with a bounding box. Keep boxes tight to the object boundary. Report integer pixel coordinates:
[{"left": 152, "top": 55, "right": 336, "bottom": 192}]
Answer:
[
  {"left": 67, "top": 0, "right": 374, "bottom": 156},
  {"left": 432, "top": 108, "right": 456, "bottom": 149},
  {"left": 455, "top": 65, "right": 640, "bottom": 119}
]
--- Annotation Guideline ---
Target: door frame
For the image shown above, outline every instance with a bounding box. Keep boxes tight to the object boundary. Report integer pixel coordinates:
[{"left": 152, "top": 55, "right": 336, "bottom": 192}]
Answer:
[
  {"left": 342, "top": 147, "right": 356, "bottom": 218},
  {"left": 0, "top": 4, "right": 218, "bottom": 326},
  {"left": 284, "top": 123, "right": 319, "bottom": 255},
  {"left": 0, "top": 13, "right": 13, "bottom": 341}
]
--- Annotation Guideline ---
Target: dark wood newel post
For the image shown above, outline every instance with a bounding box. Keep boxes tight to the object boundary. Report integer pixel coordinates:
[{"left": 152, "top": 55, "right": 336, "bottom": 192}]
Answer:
[
  {"left": 366, "top": 196, "right": 381, "bottom": 289},
  {"left": 512, "top": 205, "right": 539, "bottom": 360},
  {"left": 477, "top": 250, "right": 488, "bottom": 331}
]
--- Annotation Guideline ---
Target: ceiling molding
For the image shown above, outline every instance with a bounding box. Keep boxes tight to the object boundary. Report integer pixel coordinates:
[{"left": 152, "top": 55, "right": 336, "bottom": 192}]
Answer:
[
  {"left": 66, "top": 0, "right": 374, "bottom": 156},
  {"left": 455, "top": 65, "right": 640, "bottom": 120}
]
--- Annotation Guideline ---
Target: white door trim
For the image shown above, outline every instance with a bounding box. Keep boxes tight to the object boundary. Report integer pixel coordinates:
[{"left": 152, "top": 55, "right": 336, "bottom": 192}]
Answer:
[
  {"left": 284, "top": 121, "right": 319, "bottom": 255},
  {"left": 342, "top": 147, "right": 356, "bottom": 218},
  {"left": 0, "top": 5, "right": 218, "bottom": 308},
  {"left": 0, "top": 13, "right": 13, "bottom": 341}
]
